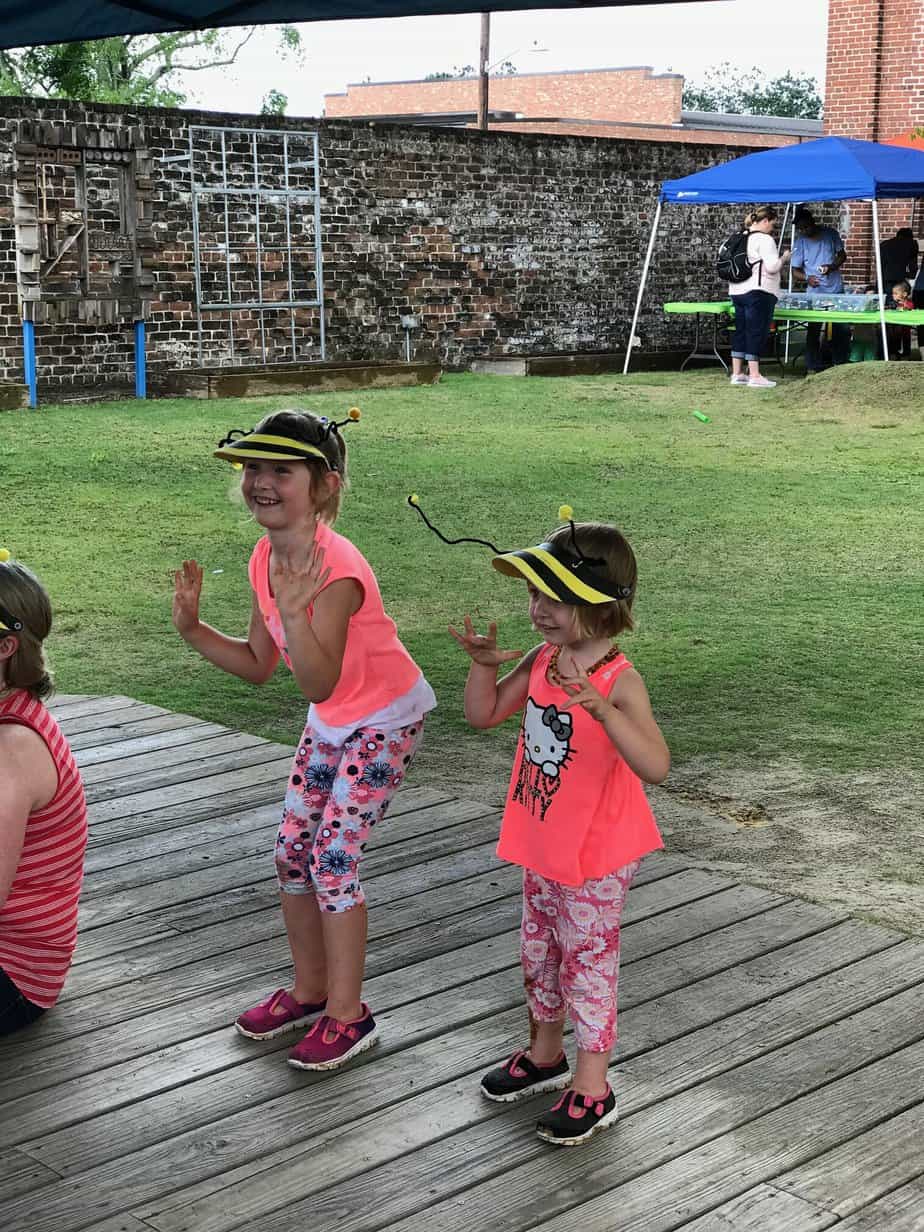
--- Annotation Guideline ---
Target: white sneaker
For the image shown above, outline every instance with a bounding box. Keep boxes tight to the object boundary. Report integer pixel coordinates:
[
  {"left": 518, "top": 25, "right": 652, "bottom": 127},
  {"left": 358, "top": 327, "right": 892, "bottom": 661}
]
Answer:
[
  {"left": 748, "top": 376, "right": 776, "bottom": 388},
  {"left": 730, "top": 374, "right": 748, "bottom": 385}
]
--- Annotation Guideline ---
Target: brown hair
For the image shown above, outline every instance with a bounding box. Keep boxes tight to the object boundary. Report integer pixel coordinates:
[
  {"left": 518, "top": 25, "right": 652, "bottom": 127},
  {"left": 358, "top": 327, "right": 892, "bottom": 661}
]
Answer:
[
  {"left": 744, "top": 205, "right": 778, "bottom": 228},
  {"left": 0, "top": 561, "right": 54, "bottom": 700},
  {"left": 546, "top": 522, "right": 638, "bottom": 640},
  {"left": 251, "top": 409, "right": 350, "bottom": 523}
]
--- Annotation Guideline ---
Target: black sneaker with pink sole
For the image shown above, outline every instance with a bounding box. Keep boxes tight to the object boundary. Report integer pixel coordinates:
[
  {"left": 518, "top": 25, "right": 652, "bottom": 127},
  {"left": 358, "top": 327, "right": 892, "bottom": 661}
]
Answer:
[{"left": 535, "top": 1085, "right": 618, "bottom": 1146}]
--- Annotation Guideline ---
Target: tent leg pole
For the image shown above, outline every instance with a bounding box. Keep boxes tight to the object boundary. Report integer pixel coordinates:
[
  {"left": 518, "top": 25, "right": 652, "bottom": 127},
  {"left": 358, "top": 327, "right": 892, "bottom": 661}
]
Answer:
[
  {"left": 872, "top": 199, "right": 889, "bottom": 362},
  {"left": 623, "top": 199, "right": 662, "bottom": 375},
  {"left": 784, "top": 203, "right": 797, "bottom": 366}
]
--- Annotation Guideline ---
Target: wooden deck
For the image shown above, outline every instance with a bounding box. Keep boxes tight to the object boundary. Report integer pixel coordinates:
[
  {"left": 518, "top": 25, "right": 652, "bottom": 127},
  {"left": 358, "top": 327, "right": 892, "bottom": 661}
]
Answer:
[{"left": 1, "top": 695, "right": 923, "bottom": 1232}]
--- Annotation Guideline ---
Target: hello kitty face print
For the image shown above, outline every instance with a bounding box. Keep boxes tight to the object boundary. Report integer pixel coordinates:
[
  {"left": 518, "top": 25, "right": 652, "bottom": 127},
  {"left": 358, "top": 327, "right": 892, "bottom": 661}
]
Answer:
[{"left": 513, "top": 698, "right": 575, "bottom": 820}]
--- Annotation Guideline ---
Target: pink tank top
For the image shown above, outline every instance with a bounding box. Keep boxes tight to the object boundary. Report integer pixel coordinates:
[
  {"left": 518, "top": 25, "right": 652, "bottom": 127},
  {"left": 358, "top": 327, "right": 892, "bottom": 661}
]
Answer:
[
  {"left": 498, "top": 645, "right": 663, "bottom": 886},
  {"left": 0, "top": 690, "right": 88, "bottom": 1008},
  {"left": 248, "top": 521, "right": 422, "bottom": 727}
]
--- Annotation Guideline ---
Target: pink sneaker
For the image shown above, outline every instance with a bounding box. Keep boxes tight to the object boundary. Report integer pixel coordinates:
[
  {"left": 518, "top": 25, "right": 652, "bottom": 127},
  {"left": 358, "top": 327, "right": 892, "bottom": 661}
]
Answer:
[
  {"left": 235, "top": 988, "right": 326, "bottom": 1040},
  {"left": 747, "top": 375, "right": 777, "bottom": 388},
  {"left": 288, "top": 1003, "right": 379, "bottom": 1071}
]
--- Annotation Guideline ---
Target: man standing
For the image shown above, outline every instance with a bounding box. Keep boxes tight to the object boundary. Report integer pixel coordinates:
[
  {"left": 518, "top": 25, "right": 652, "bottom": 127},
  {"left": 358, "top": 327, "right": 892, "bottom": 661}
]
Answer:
[
  {"left": 879, "top": 227, "right": 919, "bottom": 287},
  {"left": 790, "top": 208, "right": 850, "bottom": 372}
]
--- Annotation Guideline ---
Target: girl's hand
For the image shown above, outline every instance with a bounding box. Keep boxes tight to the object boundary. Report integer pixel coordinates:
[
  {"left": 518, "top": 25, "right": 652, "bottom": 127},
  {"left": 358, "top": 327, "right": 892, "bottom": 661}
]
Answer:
[
  {"left": 449, "top": 615, "right": 522, "bottom": 668},
  {"left": 172, "top": 560, "right": 203, "bottom": 636},
  {"left": 271, "top": 532, "right": 332, "bottom": 621},
  {"left": 558, "top": 660, "right": 614, "bottom": 723}
]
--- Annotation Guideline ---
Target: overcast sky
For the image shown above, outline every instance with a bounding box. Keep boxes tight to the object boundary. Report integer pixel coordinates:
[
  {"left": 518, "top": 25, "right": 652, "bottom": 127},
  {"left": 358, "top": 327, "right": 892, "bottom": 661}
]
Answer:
[{"left": 176, "top": 0, "right": 829, "bottom": 118}]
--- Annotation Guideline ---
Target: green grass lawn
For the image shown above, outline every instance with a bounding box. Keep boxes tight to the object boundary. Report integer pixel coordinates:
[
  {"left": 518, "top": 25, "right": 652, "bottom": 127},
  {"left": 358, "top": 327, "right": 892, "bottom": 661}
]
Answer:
[{"left": 3, "top": 367, "right": 922, "bottom": 793}]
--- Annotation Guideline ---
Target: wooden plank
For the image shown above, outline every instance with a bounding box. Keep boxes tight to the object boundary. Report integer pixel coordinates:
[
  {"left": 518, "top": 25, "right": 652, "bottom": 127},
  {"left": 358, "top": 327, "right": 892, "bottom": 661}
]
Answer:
[
  {"left": 10, "top": 898, "right": 844, "bottom": 1176},
  {"left": 769, "top": 1099, "right": 924, "bottom": 1220},
  {"left": 71, "top": 865, "right": 724, "bottom": 1004},
  {"left": 72, "top": 721, "right": 228, "bottom": 768},
  {"left": 78, "top": 730, "right": 274, "bottom": 786},
  {"left": 66, "top": 713, "right": 214, "bottom": 753},
  {"left": 656, "top": 1184, "right": 836, "bottom": 1231},
  {"left": 132, "top": 932, "right": 915, "bottom": 1232},
  {"left": 77, "top": 815, "right": 503, "bottom": 930},
  {"left": 432, "top": 996, "right": 924, "bottom": 1232},
  {"left": 47, "top": 693, "right": 94, "bottom": 708},
  {"left": 56, "top": 702, "right": 170, "bottom": 736},
  {"left": 833, "top": 1178, "right": 924, "bottom": 1231},
  {"left": 47, "top": 695, "right": 142, "bottom": 721},
  {"left": 0, "top": 1149, "right": 60, "bottom": 1203},
  {"left": 82, "top": 795, "right": 495, "bottom": 879},
  {"left": 86, "top": 756, "right": 295, "bottom": 825},
  {"left": 84, "top": 781, "right": 457, "bottom": 847},
  {"left": 82, "top": 740, "right": 295, "bottom": 805}
]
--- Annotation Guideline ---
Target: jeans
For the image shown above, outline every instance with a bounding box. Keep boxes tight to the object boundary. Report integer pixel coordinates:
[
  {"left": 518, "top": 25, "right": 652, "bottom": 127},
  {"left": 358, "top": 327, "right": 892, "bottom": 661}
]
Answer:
[
  {"left": 805, "top": 321, "right": 851, "bottom": 370},
  {"left": 0, "top": 967, "right": 46, "bottom": 1036},
  {"left": 730, "top": 290, "right": 776, "bottom": 361}
]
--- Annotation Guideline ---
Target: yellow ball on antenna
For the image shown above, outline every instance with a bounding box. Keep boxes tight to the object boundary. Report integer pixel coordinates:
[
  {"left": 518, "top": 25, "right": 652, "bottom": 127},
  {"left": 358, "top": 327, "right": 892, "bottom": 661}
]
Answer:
[
  {"left": 348, "top": 407, "right": 361, "bottom": 421},
  {"left": 558, "top": 505, "right": 574, "bottom": 522},
  {"left": 0, "top": 548, "right": 11, "bottom": 562},
  {"left": 409, "top": 493, "right": 420, "bottom": 506}
]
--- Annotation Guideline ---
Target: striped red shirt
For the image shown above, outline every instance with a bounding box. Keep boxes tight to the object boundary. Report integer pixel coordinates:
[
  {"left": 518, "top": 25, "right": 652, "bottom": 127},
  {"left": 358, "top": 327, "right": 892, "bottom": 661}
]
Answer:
[{"left": 0, "top": 690, "right": 88, "bottom": 1008}]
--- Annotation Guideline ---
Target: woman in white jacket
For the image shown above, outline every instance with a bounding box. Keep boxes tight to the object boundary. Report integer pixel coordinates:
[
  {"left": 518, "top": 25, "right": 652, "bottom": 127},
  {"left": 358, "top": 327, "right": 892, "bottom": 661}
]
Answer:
[{"left": 729, "top": 206, "right": 791, "bottom": 389}]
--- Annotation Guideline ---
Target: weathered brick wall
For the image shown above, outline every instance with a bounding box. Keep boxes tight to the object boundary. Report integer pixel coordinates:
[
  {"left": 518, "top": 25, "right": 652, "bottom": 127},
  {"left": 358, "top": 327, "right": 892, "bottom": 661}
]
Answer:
[
  {"left": 824, "top": 0, "right": 924, "bottom": 281},
  {"left": 0, "top": 97, "right": 763, "bottom": 398},
  {"left": 325, "top": 67, "right": 684, "bottom": 125}
]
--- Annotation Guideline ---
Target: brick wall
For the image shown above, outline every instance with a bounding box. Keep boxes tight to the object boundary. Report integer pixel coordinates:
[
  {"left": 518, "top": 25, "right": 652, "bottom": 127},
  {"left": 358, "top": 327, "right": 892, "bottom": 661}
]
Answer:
[
  {"left": 0, "top": 97, "right": 764, "bottom": 399},
  {"left": 825, "top": 0, "right": 924, "bottom": 281},
  {"left": 325, "top": 67, "right": 684, "bottom": 125}
]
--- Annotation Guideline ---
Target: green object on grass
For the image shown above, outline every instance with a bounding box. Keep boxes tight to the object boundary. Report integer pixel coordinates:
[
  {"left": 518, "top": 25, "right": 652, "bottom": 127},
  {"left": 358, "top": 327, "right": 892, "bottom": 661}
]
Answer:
[{"left": 693, "top": 411, "right": 710, "bottom": 422}]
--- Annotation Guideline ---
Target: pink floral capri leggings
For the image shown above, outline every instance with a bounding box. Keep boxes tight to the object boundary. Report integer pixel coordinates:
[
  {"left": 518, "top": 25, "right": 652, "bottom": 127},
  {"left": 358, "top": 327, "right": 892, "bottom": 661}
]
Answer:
[
  {"left": 521, "top": 861, "right": 640, "bottom": 1053},
  {"left": 275, "top": 718, "right": 424, "bottom": 913}
]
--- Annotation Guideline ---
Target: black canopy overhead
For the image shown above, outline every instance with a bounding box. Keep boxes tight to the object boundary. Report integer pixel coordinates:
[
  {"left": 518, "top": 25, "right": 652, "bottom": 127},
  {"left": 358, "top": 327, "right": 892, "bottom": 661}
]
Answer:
[{"left": 0, "top": 0, "right": 709, "bottom": 50}]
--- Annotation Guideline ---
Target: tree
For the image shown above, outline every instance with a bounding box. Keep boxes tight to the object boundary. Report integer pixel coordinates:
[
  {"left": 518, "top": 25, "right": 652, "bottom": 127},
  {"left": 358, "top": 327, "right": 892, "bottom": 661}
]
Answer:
[
  {"left": 423, "top": 61, "right": 516, "bottom": 82},
  {"left": 0, "top": 27, "right": 302, "bottom": 108},
  {"left": 261, "top": 88, "right": 289, "bottom": 116},
  {"left": 683, "top": 63, "right": 823, "bottom": 119}
]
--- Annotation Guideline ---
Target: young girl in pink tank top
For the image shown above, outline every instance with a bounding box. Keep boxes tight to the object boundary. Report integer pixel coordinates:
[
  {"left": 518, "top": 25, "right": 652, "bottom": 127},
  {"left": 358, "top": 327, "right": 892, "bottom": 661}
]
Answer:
[
  {"left": 173, "top": 409, "right": 434, "bottom": 1072},
  {"left": 448, "top": 510, "right": 669, "bottom": 1146}
]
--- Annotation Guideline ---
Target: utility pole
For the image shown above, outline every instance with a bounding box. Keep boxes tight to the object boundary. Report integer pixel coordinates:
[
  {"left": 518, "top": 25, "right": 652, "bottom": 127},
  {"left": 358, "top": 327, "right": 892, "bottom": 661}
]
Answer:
[{"left": 478, "top": 12, "right": 490, "bottom": 130}]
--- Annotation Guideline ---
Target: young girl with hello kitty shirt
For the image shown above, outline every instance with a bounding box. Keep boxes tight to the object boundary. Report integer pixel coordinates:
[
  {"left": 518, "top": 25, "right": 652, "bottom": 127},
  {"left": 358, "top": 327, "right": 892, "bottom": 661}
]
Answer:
[{"left": 448, "top": 510, "right": 669, "bottom": 1146}]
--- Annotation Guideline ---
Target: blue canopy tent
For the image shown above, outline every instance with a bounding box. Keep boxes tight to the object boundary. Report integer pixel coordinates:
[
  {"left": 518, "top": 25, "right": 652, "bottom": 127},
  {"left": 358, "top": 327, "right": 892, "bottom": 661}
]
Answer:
[
  {"left": 624, "top": 135, "right": 924, "bottom": 371},
  {"left": 0, "top": 0, "right": 703, "bottom": 48}
]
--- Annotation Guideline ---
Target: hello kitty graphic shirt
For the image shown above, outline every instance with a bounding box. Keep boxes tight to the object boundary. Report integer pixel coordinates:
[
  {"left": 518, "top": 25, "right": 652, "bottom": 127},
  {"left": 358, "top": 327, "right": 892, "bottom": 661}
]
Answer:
[{"left": 498, "top": 644, "right": 663, "bottom": 886}]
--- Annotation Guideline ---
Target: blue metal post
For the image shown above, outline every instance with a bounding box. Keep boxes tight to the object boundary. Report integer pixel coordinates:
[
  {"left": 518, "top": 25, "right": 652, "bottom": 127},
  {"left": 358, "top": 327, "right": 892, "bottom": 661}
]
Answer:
[
  {"left": 134, "top": 319, "right": 147, "bottom": 399},
  {"left": 22, "top": 319, "right": 37, "bottom": 409}
]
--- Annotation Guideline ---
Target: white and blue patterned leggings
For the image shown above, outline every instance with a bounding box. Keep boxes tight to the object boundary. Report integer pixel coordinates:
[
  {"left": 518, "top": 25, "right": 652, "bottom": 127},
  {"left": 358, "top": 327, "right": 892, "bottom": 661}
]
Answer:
[{"left": 275, "top": 718, "right": 424, "bottom": 912}]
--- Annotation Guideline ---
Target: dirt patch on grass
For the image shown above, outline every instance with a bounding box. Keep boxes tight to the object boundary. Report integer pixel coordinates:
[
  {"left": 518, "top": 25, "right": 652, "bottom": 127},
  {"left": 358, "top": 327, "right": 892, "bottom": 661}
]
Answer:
[
  {"left": 778, "top": 361, "right": 924, "bottom": 422},
  {"left": 412, "top": 740, "right": 924, "bottom": 937}
]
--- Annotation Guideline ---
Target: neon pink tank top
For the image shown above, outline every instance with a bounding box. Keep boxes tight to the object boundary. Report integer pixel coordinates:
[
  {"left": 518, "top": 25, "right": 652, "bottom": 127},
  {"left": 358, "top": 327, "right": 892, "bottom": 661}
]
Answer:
[
  {"left": 249, "top": 521, "right": 422, "bottom": 727},
  {"left": 0, "top": 690, "right": 88, "bottom": 1008},
  {"left": 498, "top": 645, "right": 663, "bottom": 886}
]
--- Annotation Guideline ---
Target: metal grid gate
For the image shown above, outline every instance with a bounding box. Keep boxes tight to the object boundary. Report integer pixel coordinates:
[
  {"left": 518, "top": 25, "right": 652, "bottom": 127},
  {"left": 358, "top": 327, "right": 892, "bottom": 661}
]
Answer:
[{"left": 182, "top": 124, "right": 325, "bottom": 367}]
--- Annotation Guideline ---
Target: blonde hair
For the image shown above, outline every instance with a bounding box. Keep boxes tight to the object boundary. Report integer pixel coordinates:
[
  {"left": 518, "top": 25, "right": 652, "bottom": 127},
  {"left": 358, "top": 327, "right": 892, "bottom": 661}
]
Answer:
[
  {"left": 744, "top": 205, "right": 778, "bottom": 228},
  {"left": 0, "top": 561, "right": 54, "bottom": 700},
  {"left": 545, "top": 522, "right": 637, "bottom": 640},
  {"left": 251, "top": 409, "right": 349, "bottom": 524}
]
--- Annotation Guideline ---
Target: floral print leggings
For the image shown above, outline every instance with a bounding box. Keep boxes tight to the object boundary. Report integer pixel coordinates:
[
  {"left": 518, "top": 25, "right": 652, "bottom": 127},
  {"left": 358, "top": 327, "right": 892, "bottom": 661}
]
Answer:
[
  {"left": 521, "top": 861, "right": 640, "bottom": 1053},
  {"left": 275, "top": 718, "right": 424, "bottom": 913}
]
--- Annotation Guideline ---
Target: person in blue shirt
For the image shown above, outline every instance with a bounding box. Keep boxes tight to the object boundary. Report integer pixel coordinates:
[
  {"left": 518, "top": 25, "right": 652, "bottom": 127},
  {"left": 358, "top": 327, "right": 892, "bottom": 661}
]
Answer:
[{"left": 790, "top": 208, "right": 850, "bottom": 372}]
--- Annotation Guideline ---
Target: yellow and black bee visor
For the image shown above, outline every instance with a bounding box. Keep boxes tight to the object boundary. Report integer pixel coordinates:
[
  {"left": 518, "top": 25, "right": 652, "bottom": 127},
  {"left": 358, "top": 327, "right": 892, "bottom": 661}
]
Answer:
[
  {"left": 492, "top": 543, "right": 630, "bottom": 606},
  {"left": 214, "top": 431, "right": 331, "bottom": 466},
  {"left": 407, "top": 497, "right": 632, "bottom": 607},
  {"left": 0, "top": 549, "right": 24, "bottom": 634},
  {"left": 214, "top": 409, "right": 361, "bottom": 468}
]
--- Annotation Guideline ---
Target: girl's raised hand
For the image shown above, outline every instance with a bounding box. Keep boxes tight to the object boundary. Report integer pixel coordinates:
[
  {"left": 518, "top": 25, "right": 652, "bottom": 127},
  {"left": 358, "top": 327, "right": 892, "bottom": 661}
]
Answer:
[
  {"left": 172, "top": 560, "right": 203, "bottom": 635},
  {"left": 558, "top": 660, "right": 613, "bottom": 723},
  {"left": 271, "top": 529, "right": 332, "bottom": 620},
  {"left": 449, "top": 615, "right": 522, "bottom": 667}
]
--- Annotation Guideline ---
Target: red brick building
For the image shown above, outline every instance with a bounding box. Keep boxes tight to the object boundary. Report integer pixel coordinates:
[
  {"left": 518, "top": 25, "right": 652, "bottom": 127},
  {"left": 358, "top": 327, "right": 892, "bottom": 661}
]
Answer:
[
  {"left": 824, "top": 0, "right": 924, "bottom": 277},
  {"left": 324, "top": 66, "right": 819, "bottom": 148}
]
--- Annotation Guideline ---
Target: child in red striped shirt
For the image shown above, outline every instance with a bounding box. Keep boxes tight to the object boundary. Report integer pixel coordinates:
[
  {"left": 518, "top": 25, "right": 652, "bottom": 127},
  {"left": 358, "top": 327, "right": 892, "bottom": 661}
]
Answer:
[{"left": 0, "top": 553, "right": 87, "bottom": 1036}]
